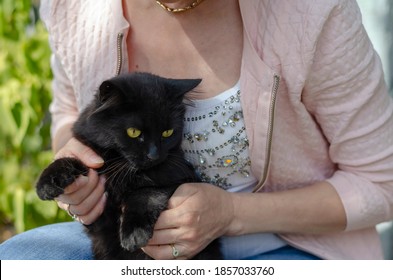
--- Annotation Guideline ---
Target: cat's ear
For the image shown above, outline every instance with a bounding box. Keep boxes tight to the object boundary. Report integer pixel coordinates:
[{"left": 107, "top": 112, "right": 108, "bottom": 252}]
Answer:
[
  {"left": 93, "top": 80, "right": 124, "bottom": 114},
  {"left": 164, "top": 78, "right": 202, "bottom": 101},
  {"left": 98, "top": 80, "right": 123, "bottom": 104}
]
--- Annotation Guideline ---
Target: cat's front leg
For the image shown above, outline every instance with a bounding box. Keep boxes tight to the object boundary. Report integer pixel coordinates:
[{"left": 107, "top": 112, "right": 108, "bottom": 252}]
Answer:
[
  {"left": 119, "top": 187, "right": 175, "bottom": 252},
  {"left": 36, "top": 157, "right": 89, "bottom": 201}
]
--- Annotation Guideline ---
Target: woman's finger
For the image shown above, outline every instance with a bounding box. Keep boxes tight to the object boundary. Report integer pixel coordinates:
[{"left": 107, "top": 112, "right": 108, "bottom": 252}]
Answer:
[
  {"left": 61, "top": 175, "right": 89, "bottom": 195},
  {"left": 67, "top": 176, "right": 106, "bottom": 216},
  {"left": 57, "top": 169, "right": 100, "bottom": 204},
  {"left": 142, "top": 244, "right": 188, "bottom": 260},
  {"left": 56, "top": 199, "right": 70, "bottom": 212},
  {"left": 153, "top": 209, "right": 179, "bottom": 230},
  {"left": 55, "top": 138, "right": 104, "bottom": 168},
  {"left": 77, "top": 192, "right": 107, "bottom": 225},
  {"left": 147, "top": 228, "right": 178, "bottom": 245},
  {"left": 166, "top": 183, "right": 198, "bottom": 210}
]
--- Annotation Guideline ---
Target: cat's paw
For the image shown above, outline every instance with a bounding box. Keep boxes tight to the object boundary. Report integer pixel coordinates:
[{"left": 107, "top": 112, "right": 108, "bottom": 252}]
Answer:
[
  {"left": 36, "top": 157, "right": 88, "bottom": 200},
  {"left": 120, "top": 226, "right": 152, "bottom": 252}
]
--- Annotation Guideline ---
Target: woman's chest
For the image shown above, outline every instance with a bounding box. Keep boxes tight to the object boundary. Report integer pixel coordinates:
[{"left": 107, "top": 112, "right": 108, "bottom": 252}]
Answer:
[{"left": 123, "top": 2, "right": 243, "bottom": 98}]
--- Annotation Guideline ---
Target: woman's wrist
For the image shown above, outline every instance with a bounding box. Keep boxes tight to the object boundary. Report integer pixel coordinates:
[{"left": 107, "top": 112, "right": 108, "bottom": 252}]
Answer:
[
  {"left": 224, "top": 191, "right": 274, "bottom": 236},
  {"left": 224, "top": 192, "right": 248, "bottom": 236}
]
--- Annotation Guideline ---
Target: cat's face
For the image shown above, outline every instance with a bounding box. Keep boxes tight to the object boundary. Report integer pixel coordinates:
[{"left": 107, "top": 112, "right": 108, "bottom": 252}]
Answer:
[
  {"left": 77, "top": 73, "right": 201, "bottom": 169},
  {"left": 105, "top": 94, "right": 184, "bottom": 169}
]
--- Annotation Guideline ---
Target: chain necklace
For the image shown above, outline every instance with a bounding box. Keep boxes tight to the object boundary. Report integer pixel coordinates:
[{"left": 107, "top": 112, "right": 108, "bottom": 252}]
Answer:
[{"left": 156, "top": 0, "right": 205, "bottom": 13}]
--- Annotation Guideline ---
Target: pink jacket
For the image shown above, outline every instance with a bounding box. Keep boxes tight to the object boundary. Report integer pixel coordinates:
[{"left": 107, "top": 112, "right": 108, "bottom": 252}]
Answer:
[{"left": 40, "top": 0, "right": 393, "bottom": 259}]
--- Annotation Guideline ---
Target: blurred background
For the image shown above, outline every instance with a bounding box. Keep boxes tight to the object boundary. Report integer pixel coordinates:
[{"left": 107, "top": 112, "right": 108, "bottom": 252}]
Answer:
[
  {"left": 0, "top": 0, "right": 392, "bottom": 257},
  {"left": 0, "top": 0, "right": 70, "bottom": 242}
]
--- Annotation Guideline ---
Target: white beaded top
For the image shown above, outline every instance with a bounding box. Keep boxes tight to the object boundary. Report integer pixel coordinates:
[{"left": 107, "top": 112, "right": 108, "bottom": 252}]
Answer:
[
  {"left": 182, "top": 82, "right": 286, "bottom": 259},
  {"left": 182, "top": 81, "right": 258, "bottom": 193}
]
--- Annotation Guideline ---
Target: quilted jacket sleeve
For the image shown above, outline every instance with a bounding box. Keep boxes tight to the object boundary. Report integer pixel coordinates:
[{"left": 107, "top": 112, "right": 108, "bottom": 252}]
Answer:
[
  {"left": 303, "top": 0, "right": 393, "bottom": 231},
  {"left": 40, "top": 0, "right": 79, "bottom": 138},
  {"left": 48, "top": 54, "right": 79, "bottom": 138}
]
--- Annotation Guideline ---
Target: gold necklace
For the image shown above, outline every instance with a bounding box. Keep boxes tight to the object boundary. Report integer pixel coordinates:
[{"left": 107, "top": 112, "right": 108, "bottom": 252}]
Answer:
[{"left": 156, "top": 0, "right": 205, "bottom": 13}]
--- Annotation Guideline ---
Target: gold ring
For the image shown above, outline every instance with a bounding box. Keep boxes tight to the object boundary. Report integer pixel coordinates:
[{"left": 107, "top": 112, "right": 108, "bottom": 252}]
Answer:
[{"left": 170, "top": 244, "right": 179, "bottom": 258}]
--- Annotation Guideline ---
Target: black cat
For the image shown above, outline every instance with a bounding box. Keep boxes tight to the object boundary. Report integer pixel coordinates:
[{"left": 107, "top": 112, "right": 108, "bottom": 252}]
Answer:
[{"left": 36, "top": 72, "right": 221, "bottom": 259}]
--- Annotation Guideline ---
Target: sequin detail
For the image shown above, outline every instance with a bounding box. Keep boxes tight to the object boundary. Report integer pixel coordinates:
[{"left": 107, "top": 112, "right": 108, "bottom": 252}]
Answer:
[{"left": 182, "top": 89, "right": 253, "bottom": 190}]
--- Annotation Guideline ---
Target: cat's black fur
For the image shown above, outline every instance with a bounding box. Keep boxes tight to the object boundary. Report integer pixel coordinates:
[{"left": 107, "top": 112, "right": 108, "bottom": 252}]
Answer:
[{"left": 36, "top": 72, "right": 221, "bottom": 259}]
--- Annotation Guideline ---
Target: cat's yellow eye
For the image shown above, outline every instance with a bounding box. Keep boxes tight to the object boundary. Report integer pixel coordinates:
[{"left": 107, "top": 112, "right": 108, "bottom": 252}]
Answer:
[
  {"left": 162, "top": 129, "right": 174, "bottom": 138},
  {"left": 127, "top": 128, "right": 142, "bottom": 138}
]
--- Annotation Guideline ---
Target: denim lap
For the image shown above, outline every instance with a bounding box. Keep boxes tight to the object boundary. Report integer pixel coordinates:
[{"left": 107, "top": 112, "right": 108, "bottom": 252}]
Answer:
[
  {"left": 0, "top": 222, "right": 321, "bottom": 260},
  {"left": 0, "top": 222, "right": 93, "bottom": 260}
]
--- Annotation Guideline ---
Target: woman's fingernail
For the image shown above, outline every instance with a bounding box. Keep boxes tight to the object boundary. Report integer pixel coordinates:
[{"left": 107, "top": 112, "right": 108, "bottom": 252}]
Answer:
[{"left": 89, "top": 154, "right": 104, "bottom": 165}]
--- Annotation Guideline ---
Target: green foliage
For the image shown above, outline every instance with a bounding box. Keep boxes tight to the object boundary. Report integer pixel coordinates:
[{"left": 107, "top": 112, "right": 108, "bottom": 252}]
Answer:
[{"left": 0, "top": 0, "right": 70, "bottom": 234}]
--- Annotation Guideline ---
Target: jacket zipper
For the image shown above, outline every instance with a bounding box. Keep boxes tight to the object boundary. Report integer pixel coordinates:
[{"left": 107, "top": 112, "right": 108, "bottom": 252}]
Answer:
[
  {"left": 116, "top": 33, "right": 124, "bottom": 76},
  {"left": 252, "top": 73, "right": 280, "bottom": 193}
]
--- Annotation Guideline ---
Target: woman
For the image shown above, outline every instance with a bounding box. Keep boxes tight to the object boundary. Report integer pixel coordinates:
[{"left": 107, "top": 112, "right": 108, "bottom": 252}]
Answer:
[{"left": 1, "top": 0, "right": 392, "bottom": 260}]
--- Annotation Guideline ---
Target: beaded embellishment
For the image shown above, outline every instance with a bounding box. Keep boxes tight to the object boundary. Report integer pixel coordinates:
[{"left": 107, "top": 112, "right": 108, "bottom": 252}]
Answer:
[{"left": 182, "top": 89, "right": 253, "bottom": 190}]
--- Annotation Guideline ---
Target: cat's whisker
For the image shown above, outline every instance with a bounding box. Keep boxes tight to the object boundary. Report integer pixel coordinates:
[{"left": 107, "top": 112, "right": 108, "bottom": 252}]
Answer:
[
  {"left": 105, "top": 159, "right": 138, "bottom": 189},
  {"left": 105, "top": 162, "right": 128, "bottom": 182},
  {"left": 119, "top": 165, "right": 136, "bottom": 187}
]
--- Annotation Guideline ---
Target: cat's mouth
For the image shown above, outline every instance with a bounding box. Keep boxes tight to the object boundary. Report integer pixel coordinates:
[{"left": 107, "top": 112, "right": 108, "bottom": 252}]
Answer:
[
  {"left": 139, "top": 157, "right": 166, "bottom": 169},
  {"left": 125, "top": 155, "right": 166, "bottom": 170}
]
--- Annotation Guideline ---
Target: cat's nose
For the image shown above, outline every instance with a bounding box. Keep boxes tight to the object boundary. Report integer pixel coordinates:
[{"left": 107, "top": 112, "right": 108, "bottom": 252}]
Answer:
[{"left": 147, "top": 144, "right": 159, "bottom": 161}]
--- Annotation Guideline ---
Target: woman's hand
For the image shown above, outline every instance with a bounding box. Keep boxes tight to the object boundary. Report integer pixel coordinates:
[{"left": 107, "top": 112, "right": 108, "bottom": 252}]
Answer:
[
  {"left": 142, "top": 183, "right": 235, "bottom": 259},
  {"left": 54, "top": 138, "right": 107, "bottom": 225}
]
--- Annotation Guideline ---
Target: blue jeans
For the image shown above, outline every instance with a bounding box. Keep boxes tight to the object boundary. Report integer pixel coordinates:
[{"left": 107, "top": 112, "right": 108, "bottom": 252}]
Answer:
[
  {"left": 243, "top": 246, "right": 321, "bottom": 260},
  {"left": 0, "top": 222, "right": 321, "bottom": 260},
  {"left": 0, "top": 222, "right": 93, "bottom": 260}
]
